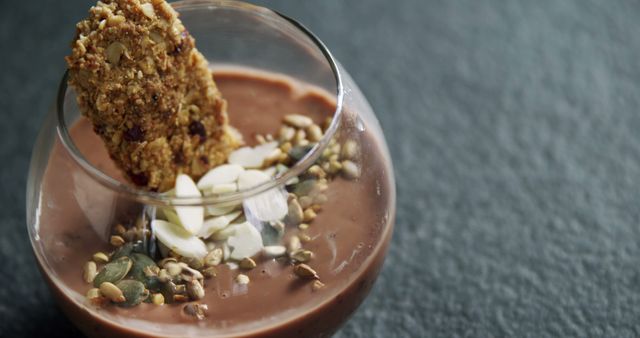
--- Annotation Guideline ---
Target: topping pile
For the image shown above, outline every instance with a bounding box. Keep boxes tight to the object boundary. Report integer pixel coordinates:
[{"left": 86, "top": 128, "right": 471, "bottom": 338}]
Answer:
[{"left": 82, "top": 114, "right": 361, "bottom": 320}]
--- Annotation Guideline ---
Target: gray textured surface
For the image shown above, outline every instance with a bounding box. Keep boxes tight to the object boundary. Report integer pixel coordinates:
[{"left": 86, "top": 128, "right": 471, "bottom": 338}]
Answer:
[{"left": 2, "top": 0, "right": 640, "bottom": 337}]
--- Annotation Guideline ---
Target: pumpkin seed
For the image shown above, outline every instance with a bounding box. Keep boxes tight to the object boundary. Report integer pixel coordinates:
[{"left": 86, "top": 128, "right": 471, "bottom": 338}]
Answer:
[
  {"left": 99, "top": 282, "right": 125, "bottom": 303},
  {"left": 111, "top": 242, "right": 133, "bottom": 260},
  {"left": 83, "top": 261, "right": 97, "bottom": 283},
  {"left": 115, "top": 280, "right": 147, "bottom": 307},
  {"left": 292, "top": 179, "right": 317, "bottom": 196},
  {"left": 289, "top": 145, "right": 314, "bottom": 162},
  {"left": 341, "top": 140, "right": 358, "bottom": 160},
  {"left": 93, "top": 256, "right": 133, "bottom": 287},
  {"left": 293, "top": 264, "right": 319, "bottom": 280},
  {"left": 129, "top": 253, "right": 158, "bottom": 282}
]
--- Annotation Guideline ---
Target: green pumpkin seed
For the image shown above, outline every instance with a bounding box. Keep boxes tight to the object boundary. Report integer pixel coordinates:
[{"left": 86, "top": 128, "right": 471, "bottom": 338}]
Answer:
[
  {"left": 93, "top": 256, "right": 133, "bottom": 287},
  {"left": 129, "top": 253, "right": 158, "bottom": 282},
  {"left": 111, "top": 242, "right": 133, "bottom": 260},
  {"left": 115, "top": 280, "right": 148, "bottom": 307},
  {"left": 288, "top": 145, "right": 314, "bottom": 161},
  {"left": 292, "top": 179, "right": 317, "bottom": 197}
]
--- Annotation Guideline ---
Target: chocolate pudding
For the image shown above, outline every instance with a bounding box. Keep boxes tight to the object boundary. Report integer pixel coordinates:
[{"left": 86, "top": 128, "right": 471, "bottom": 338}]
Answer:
[{"left": 34, "top": 68, "right": 394, "bottom": 337}]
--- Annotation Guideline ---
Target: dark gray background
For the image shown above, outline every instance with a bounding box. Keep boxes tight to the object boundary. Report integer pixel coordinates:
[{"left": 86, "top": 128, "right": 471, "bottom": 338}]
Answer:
[{"left": 3, "top": 0, "right": 640, "bottom": 337}]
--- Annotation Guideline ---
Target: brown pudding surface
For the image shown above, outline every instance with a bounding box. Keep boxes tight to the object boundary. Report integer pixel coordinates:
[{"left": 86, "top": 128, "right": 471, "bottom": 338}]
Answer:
[{"left": 36, "top": 68, "right": 394, "bottom": 337}]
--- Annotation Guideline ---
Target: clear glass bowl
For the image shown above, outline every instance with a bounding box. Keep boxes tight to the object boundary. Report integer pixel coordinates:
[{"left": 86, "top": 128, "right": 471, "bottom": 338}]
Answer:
[{"left": 26, "top": 1, "right": 395, "bottom": 337}]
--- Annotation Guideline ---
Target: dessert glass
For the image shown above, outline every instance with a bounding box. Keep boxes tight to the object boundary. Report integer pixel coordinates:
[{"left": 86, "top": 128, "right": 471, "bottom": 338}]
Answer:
[{"left": 26, "top": 1, "right": 395, "bottom": 337}]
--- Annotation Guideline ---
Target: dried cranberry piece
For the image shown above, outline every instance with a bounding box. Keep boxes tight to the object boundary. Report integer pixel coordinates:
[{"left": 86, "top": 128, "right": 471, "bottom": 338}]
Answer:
[
  {"left": 128, "top": 171, "right": 149, "bottom": 186},
  {"left": 188, "top": 121, "right": 206, "bottom": 141},
  {"left": 123, "top": 125, "right": 144, "bottom": 142},
  {"left": 174, "top": 151, "right": 185, "bottom": 165}
]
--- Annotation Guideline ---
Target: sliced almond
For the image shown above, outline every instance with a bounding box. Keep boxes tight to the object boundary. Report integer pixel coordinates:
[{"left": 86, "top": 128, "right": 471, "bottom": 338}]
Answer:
[
  {"left": 174, "top": 174, "right": 204, "bottom": 234},
  {"left": 228, "top": 142, "right": 279, "bottom": 168},
  {"left": 206, "top": 204, "right": 238, "bottom": 217},
  {"left": 196, "top": 164, "right": 244, "bottom": 190},
  {"left": 239, "top": 170, "right": 288, "bottom": 222},
  {"left": 210, "top": 183, "right": 238, "bottom": 194},
  {"left": 197, "top": 211, "right": 242, "bottom": 238},
  {"left": 152, "top": 220, "right": 207, "bottom": 259},
  {"left": 139, "top": 3, "right": 156, "bottom": 19},
  {"left": 263, "top": 245, "right": 286, "bottom": 257},
  {"left": 227, "top": 222, "right": 264, "bottom": 261}
]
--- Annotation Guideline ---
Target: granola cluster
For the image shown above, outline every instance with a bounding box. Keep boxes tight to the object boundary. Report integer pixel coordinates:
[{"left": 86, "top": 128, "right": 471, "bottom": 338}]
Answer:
[{"left": 65, "top": 0, "right": 239, "bottom": 192}]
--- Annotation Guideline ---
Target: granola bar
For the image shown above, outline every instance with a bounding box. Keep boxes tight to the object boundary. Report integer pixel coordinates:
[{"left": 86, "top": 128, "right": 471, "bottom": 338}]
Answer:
[{"left": 65, "top": 0, "right": 239, "bottom": 192}]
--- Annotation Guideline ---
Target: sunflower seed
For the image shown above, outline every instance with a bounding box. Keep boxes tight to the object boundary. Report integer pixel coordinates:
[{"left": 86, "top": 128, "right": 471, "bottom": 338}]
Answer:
[
  {"left": 293, "top": 264, "right": 319, "bottom": 279},
  {"left": 307, "top": 124, "right": 323, "bottom": 142},
  {"left": 99, "top": 282, "right": 125, "bottom": 303},
  {"left": 86, "top": 288, "right": 101, "bottom": 300},
  {"left": 287, "top": 198, "right": 304, "bottom": 225},
  {"left": 110, "top": 235, "right": 125, "bottom": 247},
  {"left": 151, "top": 293, "right": 164, "bottom": 305},
  {"left": 341, "top": 160, "right": 360, "bottom": 179},
  {"left": 312, "top": 280, "right": 325, "bottom": 291},
  {"left": 341, "top": 140, "right": 358, "bottom": 160},
  {"left": 287, "top": 236, "right": 302, "bottom": 253},
  {"left": 303, "top": 208, "right": 317, "bottom": 222},
  {"left": 283, "top": 114, "right": 313, "bottom": 128},
  {"left": 290, "top": 250, "right": 313, "bottom": 263},
  {"left": 183, "top": 303, "right": 208, "bottom": 320},
  {"left": 263, "top": 245, "right": 287, "bottom": 257},
  {"left": 83, "top": 261, "right": 98, "bottom": 283},
  {"left": 202, "top": 266, "right": 217, "bottom": 278},
  {"left": 92, "top": 252, "right": 109, "bottom": 264},
  {"left": 186, "top": 280, "right": 205, "bottom": 300},
  {"left": 239, "top": 257, "right": 257, "bottom": 270}
]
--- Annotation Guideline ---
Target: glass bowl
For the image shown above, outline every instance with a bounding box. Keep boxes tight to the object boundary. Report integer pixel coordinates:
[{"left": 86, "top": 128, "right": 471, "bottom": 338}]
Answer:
[{"left": 26, "top": 1, "right": 395, "bottom": 337}]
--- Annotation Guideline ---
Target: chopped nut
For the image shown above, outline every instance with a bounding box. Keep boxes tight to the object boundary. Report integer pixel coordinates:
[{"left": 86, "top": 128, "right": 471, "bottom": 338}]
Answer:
[
  {"left": 150, "top": 293, "right": 165, "bottom": 305},
  {"left": 165, "top": 262, "right": 182, "bottom": 276},
  {"left": 294, "top": 129, "right": 307, "bottom": 144},
  {"left": 92, "top": 252, "right": 109, "bottom": 264},
  {"left": 280, "top": 142, "right": 293, "bottom": 154},
  {"left": 202, "top": 266, "right": 217, "bottom": 278},
  {"left": 110, "top": 235, "right": 125, "bottom": 247},
  {"left": 99, "top": 282, "right": 126, "bottom": 303},
  {"left": 293, "top": 264, "right": 319, "bottom": 280},
  {"left": 204, "top": 248, "right": 223, "bottom": 267},
  {"left": 83, "top": 261, "right": 98, "bottom": 283},
  {"left": 236, "top": 274, "right": 250, "bottom": 285},
  {"left": 158, "top": 269, "right": 171, "bottom": 282},
  {"left": 105, "top": 41, "right": 127, "bottom": 65},
  {"left": 290, "top": 250, "right": 313, "bottom": 263},
  {"left": 327, "top": 160, "right": 343, "bottom": 174},
  {"left": 308, "top": 165, "right": 326, "bottom": 179},
  {"left": 107, "top": 15, "right": 126, "bottom": 27},
  {"left": 298, "top": 223, "right": 310, "bottom": 230},
  {"left": 183, "top": 303, "right": 208, "bottom": 320},
  {"left": 284, "top": 114, "right": 313, "bottom": 128},
  {"left": 299, "top": 234, "right": 312, "bottom": 243},
  {"left": 312, "top": 280, "right": 325, "bottom": 291},
  {"left": 140, "top": 3, "right": 156, "bottom": 18},
  {"left": 255, "top": 134, "right": 266, "bottom": 144},
  {"left": 239, "top": 257, "right": 257, "bottom": 270}
]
